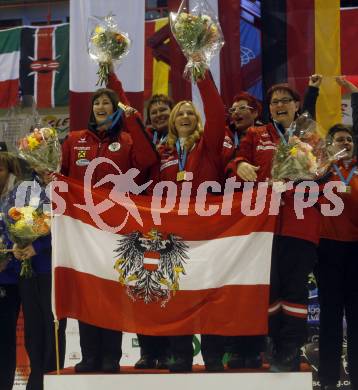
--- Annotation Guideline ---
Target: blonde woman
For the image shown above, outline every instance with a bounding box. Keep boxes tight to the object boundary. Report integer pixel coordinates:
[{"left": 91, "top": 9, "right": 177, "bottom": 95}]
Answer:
[{"left": 151, "top": 73, "right": 226, "bottom": 372}]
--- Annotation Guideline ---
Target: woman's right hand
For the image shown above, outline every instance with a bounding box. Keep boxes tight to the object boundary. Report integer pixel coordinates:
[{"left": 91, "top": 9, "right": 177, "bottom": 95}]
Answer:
[
  {"left": 236, "top": 161, "right": 260, "bottom": 181},
  {"left": 335, "top": 76, "right": 358, "bottom": 93},
  {"left": 13, "top": 243, "right": 23, "bottom": 260}
]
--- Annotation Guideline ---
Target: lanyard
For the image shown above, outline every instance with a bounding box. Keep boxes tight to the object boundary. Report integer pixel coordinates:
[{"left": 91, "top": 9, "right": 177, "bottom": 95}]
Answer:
[
  {"left": 152, "top": 130, "right": 167, "bottom": 145},
  {"left": 273, "top": 121, "right": 293, "bottom": 145},
  {"left": 96, "top": 108, "right": 123, "bottom": 131},
  {"left": 333, "top": 164, "right": 356, "bottom": 186},
  {"left": 234, "top": 131, "right": 240, "bottom": 149},
  {"left": 175, "top": 140, "right": 187, "bottom": 171}
]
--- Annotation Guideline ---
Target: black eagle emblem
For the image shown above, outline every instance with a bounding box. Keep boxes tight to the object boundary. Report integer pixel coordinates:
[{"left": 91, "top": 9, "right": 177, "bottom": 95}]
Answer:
[{"left": 114, "top": 229, "right": 189, "bottom": 306}]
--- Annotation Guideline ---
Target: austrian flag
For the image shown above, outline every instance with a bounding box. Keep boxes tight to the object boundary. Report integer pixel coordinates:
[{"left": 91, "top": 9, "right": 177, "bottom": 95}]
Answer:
[{"left": 53, "top": 176, "right": 276, "bottom": 336}]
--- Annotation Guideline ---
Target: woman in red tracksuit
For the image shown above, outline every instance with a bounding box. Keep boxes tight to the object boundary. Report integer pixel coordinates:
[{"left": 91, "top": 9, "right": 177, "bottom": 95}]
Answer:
[
  {"left": 152, "top": 73, "right": 226, "bottom": 372},
  {"left": 227, "top": 76, "right": 322, "bottom": 372},
  {"left": 108, "top": 71, "right": 173, "bottom": 370},
  {"left": 61, "top": 86, "right": 158, "bottom": 374},
  {"left": 316, "top": 78, "right": 358, "bottom": 390}
]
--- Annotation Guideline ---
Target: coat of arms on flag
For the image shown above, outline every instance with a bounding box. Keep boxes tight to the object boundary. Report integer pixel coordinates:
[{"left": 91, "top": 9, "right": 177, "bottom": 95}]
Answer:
[{"left": 114, "top": 228, "right": 189, "bottom": 306}]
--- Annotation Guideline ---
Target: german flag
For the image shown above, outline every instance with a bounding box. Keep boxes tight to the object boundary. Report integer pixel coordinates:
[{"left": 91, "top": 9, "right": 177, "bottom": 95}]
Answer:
[{"left": 262, "top": 0, "right": 358, "bottom": 132}]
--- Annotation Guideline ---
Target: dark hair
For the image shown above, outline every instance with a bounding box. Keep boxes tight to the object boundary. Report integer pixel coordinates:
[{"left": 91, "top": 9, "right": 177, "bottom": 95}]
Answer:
[
  {"left": 266, "top": 83, "right": 301, "bottom": 105},
  {"left": 0, "top": 152, "right": 22, "bottom": 177},
  {"left": 88, "top": 88, "right": 123, "bottom": 136},
  {"left": 89, "top": 88, "right": 119, "bottom": 124},
  {"left": 146, "top": 94, "right": 174, "bottom": 126},
  {"left": 327, "top": 123, "right": 354, "bottom": 143},
  {"left": 232, "top": 92, "right": 262, "bottom": 118}
]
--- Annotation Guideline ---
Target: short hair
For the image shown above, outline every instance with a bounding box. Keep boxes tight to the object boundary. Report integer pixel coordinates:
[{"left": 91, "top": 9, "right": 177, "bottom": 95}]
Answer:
[
  {"left": 146, "top": 94, "right": 174, "bottom": 125},
  {"left": 266, "top": 83, "right": 301, "bottom": 105},
  {"left": 327, "top": 123, "right": 354, "bottom": 143},
  {"left": 232, "top": 92, "right": 262, "bottom": 118}
]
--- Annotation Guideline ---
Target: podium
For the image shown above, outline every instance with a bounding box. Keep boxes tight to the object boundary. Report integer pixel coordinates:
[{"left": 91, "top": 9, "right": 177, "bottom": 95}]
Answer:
[{"left": 44, "top": 366, "right": 313, "bottom": 390}]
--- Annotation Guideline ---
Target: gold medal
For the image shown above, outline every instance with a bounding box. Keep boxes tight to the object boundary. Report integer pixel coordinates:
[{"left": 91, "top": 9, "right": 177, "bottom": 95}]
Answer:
[{"left": 177, "top": 171, "right": 186, "bottom": 182}]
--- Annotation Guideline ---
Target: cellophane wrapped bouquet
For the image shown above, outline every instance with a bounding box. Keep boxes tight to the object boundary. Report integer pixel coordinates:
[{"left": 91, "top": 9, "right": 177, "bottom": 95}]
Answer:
[
  {"left": 4, "top": 205, "right": 51, "bottom": 277},
  {"left": 88, "top": 13, "right": 131, "bottom": 86},
  {"left": 170, "top": 0, "right": 224, "bottom": 82},
  {"left": 18, "top": 127, "right": 61, "bottom": 173},
  {"left": 271, "top": 112, "right": 347, "bottom": 182}
]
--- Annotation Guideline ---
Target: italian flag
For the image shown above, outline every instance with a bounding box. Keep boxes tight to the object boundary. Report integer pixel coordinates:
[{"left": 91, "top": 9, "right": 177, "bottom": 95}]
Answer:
[
  {"left": 0, "top": 27, "right": 21, "bottom": 108},
  {"left": 53, "top": 176, "right": 275, "bottom": 336}
]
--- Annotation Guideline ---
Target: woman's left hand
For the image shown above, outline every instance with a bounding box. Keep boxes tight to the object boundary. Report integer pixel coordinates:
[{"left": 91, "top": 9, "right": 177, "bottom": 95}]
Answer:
[{"left": 124, "top": 106, "right": 137, "bottom": 117}]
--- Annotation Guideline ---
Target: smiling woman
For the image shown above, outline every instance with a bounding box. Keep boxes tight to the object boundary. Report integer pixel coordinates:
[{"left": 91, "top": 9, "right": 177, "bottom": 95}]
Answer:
[
  {"left": 149, "top": 72, "right": 226, "bottom": 373},
  {"left": 61, "top": 84, "right": 159, "bottom": 374}
]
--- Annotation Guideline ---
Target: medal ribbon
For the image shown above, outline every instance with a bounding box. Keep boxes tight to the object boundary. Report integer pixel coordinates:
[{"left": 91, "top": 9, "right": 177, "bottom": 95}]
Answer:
[
  {"left": 333, "top": 164, "right": 356, "bottom": 187},
  {"left": 176, "top": 140, "right": 187, "bottom": 172}
]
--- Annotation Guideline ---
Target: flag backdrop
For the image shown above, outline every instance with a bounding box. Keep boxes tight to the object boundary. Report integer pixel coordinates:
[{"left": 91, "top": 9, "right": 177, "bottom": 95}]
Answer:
[
  {"left": 144, "top": 18, "right": 170, "bottom": 100},
  {"left": 69, "top": 0, "right": 145, "bottom": 131},
  {"left": 53, "top": 176, "right": 275, "bottom": 336},
  {"left": 0, "top": 24, "right": 69, "bottom": 109}
]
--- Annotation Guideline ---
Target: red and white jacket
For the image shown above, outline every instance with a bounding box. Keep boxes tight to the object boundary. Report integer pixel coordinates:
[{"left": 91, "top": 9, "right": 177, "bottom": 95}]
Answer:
[
  {"left": 61, "top": 114, "right": 158, "bottom": 187},
  {"left": 320, "top": 159, "right": 358, "bottom": 242},
  {"left": 152, "top": 76, "right": 226, "bottom": 193}
]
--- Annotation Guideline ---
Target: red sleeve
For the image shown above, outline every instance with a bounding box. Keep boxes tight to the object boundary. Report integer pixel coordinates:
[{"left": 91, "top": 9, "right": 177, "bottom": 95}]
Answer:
[
  {"left": 107, "top": 72, "right": 131, "bottom": 106},
  {"left": 226, "top": 129, "right": 255, "bottom": 177},
  {"left": 197, "top": 74, "right": 226, "bottom": 155},
  {"left": 125, "top": 113, "right": 159, "bottom": 170},
  {"left": 235, "top": 128, "right": 255, "bottom": 164}
]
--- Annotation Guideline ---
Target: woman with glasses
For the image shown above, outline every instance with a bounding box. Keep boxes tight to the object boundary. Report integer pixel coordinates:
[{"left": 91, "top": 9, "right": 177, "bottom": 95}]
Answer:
[
  {"left": 316, "top": 77, "right": 358, "bottom": 390},
  {"left": 227, "top": 75, "right": 323, "bottom": 372},
  {"left": 222, "top": 92, "right": 262, "bottom": 168}
]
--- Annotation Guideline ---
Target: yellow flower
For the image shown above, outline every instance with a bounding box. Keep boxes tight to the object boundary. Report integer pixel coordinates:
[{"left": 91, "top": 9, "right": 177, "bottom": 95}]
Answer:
[
  {"left": 95, "top": 26, "right": 104, "bottom": 34},
  {"left": 290, "top": 146, "right": 298, "bottom": 157},
  {"left": 27, "top": 136, "right": 40, "bottom": 150}
]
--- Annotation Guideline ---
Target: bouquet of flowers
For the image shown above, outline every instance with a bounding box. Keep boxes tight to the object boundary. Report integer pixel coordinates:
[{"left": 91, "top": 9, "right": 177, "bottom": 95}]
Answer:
[
  {"left": 170, "top": 0, "right": 224, "bottom": 82},
  {"left": 88, "top": 13, "right": 131, "bottom": 86},
  {"left": 271, "top": 113, "right": 346, "bottom": 181},
  {"left": 5, "top": 206, "right": 51, "bottom": 277},
  {"left": 18, "top": 127, "right": 61, "bottom": 172}
]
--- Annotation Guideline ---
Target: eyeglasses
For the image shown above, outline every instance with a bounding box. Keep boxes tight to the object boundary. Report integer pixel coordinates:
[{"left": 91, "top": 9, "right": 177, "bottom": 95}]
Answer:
[
  {"left": 229, "top": 105, "right": 254, "bottom": 114},
  {"left": 270, "top": 98, "right": 294, "bottom": 106},
  {"left": 334, "top": 136, "right": 353, "bottom": 143}
]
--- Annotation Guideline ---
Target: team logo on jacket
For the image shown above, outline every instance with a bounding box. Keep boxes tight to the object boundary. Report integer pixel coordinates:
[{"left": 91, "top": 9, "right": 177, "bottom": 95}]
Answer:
[
  {"left": 76, "top": 158, "right": 90, "bottom": 166},
  {"left": 113, "top": 229, "right": 189, "bottom": 306},
  {"left": 108, "top": 142, "right": 121, "bottom": 152}
]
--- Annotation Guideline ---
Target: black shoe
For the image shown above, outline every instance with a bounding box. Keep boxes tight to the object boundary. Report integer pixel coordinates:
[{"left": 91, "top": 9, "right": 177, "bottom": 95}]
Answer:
[
  {"left": 156, "top": 356, "right": 170, "bottom": 369},
  {"left": 244, "top": 354, "right": 262, "bottom": 369},
  {"left": 168, "top": 358, "right": 192, "bottom": 373},
  {"left": 134, "top": 356, "right": 157, "bottom": 369},
  {"left": 101, "top": 357, "right": 120, "bottom": 373},
  {"left": 74, "top": 357, "right": 100, "bottom": 373},
  {"left": 269, "top": 346, "right": 301, "bottom": 372},
  {"left": 227, "top": 353, "right": 245, "bottom": 369},
  {"left": 205, "top": 359, "right": 224, "bottom": 372}
]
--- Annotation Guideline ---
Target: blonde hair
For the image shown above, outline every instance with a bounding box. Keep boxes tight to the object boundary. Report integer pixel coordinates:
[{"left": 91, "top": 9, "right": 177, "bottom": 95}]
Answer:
[{"left": 167, "top": 101, "right": 204, "bottom": 151}]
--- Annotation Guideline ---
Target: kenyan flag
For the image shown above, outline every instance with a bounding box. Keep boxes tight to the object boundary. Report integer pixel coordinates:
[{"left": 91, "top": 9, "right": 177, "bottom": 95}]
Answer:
[{"left": 20, "top": 24, "right": 69, "bottom": 108}]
